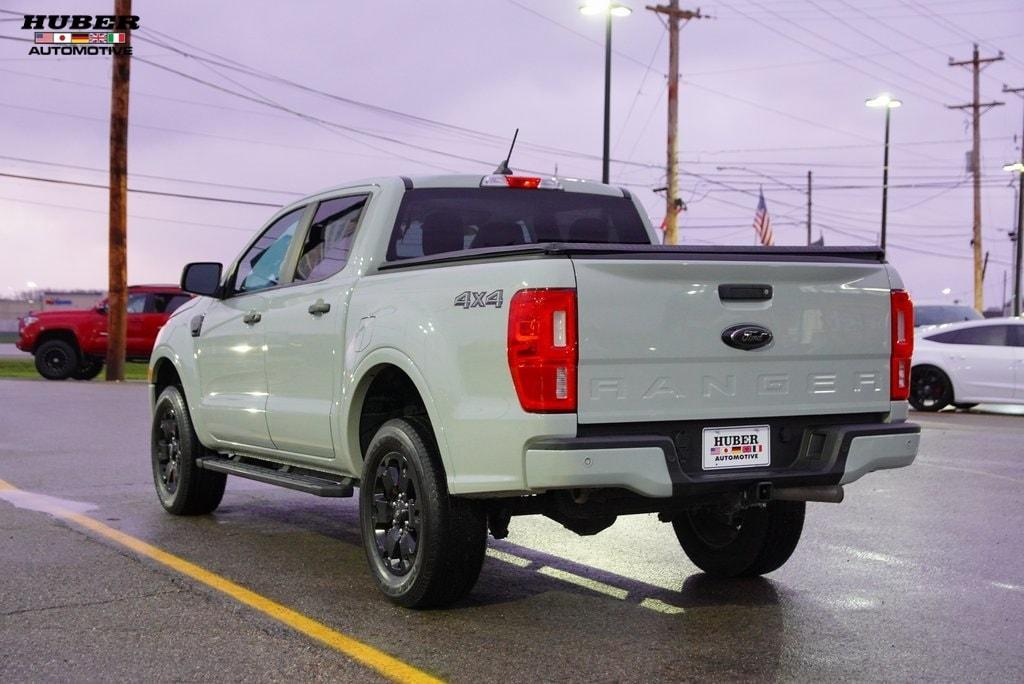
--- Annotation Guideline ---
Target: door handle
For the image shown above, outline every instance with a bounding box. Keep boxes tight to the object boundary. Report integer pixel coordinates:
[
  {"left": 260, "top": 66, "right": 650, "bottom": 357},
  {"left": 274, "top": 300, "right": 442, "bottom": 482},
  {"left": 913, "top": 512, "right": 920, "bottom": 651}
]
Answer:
[
  {"left": 308, "top": 299, "right": 331, "bottom": 316},
  {"left": 242, "top": 311, "right": 262, "bottom": 325}
]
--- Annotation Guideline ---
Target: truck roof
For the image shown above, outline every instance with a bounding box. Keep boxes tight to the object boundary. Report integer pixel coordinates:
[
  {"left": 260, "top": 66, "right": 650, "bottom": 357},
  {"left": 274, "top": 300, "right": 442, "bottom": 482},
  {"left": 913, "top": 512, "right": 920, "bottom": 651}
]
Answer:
[
  {"left": 307, "top": 174, "right": 631, "bottom": 200},
  {"left": 128, "top": 284, "right": 185, "bottom": 293}
]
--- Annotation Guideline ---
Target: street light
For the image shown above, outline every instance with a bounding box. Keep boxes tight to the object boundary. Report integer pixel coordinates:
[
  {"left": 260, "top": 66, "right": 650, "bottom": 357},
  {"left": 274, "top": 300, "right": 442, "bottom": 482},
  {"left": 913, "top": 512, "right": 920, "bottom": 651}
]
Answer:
[
  {"left": 1005, "top": 161, "right": 1024, "bottom": 315},
  {"left": 866, "top": 93, "right": 902, "bottom": 251},
  {"left": 579, "top": 0, "right": 632, "bottom": 184}
]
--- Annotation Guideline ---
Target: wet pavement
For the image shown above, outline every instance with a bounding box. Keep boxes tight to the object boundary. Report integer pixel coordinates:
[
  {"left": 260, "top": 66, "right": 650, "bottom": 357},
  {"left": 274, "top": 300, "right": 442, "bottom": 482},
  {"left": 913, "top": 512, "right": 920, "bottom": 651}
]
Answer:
[{"left": 1, "top": 379, "right": 1022, "bottom": 681}]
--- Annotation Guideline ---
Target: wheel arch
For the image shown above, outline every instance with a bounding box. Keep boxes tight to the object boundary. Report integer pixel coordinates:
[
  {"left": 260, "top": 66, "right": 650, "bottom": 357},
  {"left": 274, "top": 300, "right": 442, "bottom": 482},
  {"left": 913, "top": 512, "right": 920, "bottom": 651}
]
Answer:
[
  {"left": 344, "top": 348, "right": 455, "bottom": 481},
  {"left": 33, "top": 328, "right": 80, "bottom": 354}
]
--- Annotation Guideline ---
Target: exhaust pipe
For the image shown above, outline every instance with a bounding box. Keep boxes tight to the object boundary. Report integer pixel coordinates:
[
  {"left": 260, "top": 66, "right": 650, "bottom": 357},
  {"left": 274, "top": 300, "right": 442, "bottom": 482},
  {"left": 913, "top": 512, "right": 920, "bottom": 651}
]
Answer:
[{"left": 772, "top": 485, "right": 844, "bottom": 503}]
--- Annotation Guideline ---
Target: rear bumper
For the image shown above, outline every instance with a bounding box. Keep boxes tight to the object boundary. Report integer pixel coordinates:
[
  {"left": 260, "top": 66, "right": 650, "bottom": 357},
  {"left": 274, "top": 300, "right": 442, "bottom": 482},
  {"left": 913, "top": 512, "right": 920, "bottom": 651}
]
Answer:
[{"left": 525, "top": 421, "right": 920, "bottom": 498}]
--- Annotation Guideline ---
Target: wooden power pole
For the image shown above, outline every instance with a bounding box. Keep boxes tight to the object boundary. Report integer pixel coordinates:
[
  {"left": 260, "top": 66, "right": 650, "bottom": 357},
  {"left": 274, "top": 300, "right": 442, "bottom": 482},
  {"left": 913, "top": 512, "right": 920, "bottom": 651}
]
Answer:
[
  {"left": 646, "top": 2, "right": 705, "bottom": 245},
  {"left": 806, "top": 170, "right": 812, "bottom": 245},
  {"left": 106, "top": 0, "right": 132, "bottom": 381},
  {"left": 947, "top": 44, "right": 1003, "bottom": 313}
]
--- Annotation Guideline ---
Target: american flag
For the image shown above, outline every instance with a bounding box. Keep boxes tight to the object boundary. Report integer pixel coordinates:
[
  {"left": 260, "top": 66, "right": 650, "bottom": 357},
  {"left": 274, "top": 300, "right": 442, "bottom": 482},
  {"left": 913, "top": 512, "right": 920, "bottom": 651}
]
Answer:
[{"left": 753, "top": 188, "right": 774, "bottom": 246}]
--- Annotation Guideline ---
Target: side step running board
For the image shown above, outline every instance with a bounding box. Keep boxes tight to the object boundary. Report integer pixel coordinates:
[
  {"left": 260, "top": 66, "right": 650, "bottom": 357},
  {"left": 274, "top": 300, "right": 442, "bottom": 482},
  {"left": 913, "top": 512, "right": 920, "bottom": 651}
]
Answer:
[{"left": 196, "top": 456, "right": 354, "bottom": 497}]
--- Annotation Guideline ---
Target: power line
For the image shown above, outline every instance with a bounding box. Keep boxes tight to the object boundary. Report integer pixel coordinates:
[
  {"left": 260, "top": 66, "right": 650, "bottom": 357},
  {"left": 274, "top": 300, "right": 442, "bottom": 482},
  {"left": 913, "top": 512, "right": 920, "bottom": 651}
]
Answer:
[
  {"left": 0, "top": 171, "right": 284, "bottom": 207},
  {"left": 0, "top": 154, "right": 302, "bottom": 196}
]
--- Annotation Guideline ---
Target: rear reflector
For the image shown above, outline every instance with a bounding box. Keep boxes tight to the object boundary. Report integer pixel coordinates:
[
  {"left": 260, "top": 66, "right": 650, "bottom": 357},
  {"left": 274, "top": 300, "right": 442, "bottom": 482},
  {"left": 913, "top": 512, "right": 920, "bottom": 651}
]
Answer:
[
  {"left": 507, "top": 289, "right": 577, "bottom": 412},
  {"left": 890, "top": 290, "right": 914, "bottom": 400},
  {"left": 481, "top": 175, "right": 562, "bottom": 190}
]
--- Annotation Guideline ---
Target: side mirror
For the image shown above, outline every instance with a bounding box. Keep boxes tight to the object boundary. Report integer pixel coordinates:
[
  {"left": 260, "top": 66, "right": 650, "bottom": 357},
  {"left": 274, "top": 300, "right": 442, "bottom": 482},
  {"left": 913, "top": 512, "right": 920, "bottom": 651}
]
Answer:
[
  {"left": 181, "top": 262, "right": 224, "bottom": 298},
  {"left": 95, "top": 303, "right": 108, "bottom": 314}
]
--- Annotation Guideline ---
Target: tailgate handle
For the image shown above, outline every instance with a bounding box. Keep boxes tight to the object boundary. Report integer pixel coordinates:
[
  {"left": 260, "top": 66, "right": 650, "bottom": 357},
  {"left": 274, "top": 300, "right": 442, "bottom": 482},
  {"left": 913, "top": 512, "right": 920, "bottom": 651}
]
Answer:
[{"left": 719, "top": 284, "right": 773, "bottom": 301}]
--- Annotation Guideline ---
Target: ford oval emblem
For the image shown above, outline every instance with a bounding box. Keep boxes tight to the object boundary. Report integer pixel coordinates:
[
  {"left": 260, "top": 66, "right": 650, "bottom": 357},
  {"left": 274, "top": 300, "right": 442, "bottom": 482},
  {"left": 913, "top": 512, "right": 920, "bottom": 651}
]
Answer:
[{"left": 722, "top": 324, "right": 773, "bottom": 351}]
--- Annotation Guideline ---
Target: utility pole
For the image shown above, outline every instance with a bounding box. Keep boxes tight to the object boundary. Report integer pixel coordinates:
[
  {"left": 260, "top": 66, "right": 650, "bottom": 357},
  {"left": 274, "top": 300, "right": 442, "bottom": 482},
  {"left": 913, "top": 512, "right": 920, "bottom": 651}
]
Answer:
[
  {"left": 947, "top": 44, "right": 1004, "bottom": 313},
  {"left": 806, "top": 170, "right": 812, "bottom": 246},
  {"left": 1004, "top": 84, "right": 1024, "bottom": 317},
  {"left": 646, "top": 2, "right": 706, "bottom": 245},
  {"left": 106, "top": 0, "right": 132, "bottom": 381}
]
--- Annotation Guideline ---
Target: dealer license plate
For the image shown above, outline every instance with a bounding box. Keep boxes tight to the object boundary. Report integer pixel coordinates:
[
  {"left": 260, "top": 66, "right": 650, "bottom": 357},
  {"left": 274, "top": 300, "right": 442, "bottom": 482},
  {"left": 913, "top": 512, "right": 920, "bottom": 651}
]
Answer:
[{"left": 701, "top": 425, "right": 771, "bottom": 470}]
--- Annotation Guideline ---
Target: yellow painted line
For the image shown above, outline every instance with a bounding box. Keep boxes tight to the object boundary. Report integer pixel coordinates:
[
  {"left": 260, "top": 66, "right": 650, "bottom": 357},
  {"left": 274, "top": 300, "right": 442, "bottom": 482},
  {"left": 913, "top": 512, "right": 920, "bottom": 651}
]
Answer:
[
  {"left": 0, "top": 478, "right": 441, "bottom": 684},
  {"left": 485, "top": 548, "right": 532, "bottom": 568},
  {"left": 639, "top": 598, "right": 685, "bottom": 614},
  {"left": 537, "top": 566, "right": 629, "bottom": 600}
]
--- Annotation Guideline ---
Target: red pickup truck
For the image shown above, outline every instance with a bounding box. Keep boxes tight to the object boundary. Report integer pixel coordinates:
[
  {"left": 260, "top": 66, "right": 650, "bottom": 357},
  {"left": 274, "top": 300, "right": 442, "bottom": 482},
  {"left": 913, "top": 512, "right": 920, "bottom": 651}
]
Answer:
[{"left": 16, "top": 284, "right": 191, "bottom": 380}]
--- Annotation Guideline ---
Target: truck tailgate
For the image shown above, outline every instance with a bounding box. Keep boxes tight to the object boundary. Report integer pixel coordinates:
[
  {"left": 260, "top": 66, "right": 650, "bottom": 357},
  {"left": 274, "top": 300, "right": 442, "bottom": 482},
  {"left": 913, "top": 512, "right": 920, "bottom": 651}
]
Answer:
[{"left": 573, "top": 257, "right": 893, "bottom": 423}]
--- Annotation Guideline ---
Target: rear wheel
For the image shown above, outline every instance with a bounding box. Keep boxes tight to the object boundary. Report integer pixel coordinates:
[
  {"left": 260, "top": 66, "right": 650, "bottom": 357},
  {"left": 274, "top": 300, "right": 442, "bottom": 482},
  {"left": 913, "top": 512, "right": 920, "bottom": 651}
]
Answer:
[
  {"left": 909, "top": 365, "right": 953, "bottom": 412},
  {"left": 72, "top": 357, "right": 104, "bottom": 380},
  {"left": 151, "top": 385, "right": 226, "bottom": 515},
  {"left": 34, "top": 339, "right": 79, "bottom": 380},
  {"left": 359, "top": 418, "right": 487, "bottom": 608},
  {"left": 672, "top": 500, "right": 805, "bottom": 577}
]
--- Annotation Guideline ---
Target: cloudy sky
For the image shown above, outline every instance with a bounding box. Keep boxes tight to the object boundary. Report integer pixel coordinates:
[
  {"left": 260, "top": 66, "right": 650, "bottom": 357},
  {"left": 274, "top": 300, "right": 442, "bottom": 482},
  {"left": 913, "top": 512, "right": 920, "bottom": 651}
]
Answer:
[{"left": 1, "top": 0, "right": 1022, "bottom": 308}]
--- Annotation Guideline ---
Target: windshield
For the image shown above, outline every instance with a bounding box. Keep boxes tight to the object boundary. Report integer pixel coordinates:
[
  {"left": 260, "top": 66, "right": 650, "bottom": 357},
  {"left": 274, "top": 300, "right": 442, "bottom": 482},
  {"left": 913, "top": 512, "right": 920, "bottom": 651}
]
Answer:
[
  {"left": 914, "top": 305, "right": 983, "bottom": 327},
  {"left": 387, "top": 188, "right": 650, "bottom": 260}
]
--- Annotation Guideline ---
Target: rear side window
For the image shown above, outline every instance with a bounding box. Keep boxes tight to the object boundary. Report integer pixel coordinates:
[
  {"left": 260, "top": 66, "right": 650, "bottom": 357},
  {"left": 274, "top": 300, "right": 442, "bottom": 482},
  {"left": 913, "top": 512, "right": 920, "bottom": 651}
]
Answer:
[
  {"left": 293, "top": 195, "right": 368, "bottom": 282},
  {"left": 387, "top": 188, "right": 650, "bottom": 260},
  {"left": 926, "top": 325, "right": 1011, "bottom": 346}
]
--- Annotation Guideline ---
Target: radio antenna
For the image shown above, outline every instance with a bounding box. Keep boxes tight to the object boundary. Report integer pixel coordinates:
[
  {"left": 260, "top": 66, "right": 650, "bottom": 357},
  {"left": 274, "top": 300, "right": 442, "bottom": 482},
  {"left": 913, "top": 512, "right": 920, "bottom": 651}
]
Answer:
[{"left": 494, "top": 128, "right": 519, "bottom": 175}]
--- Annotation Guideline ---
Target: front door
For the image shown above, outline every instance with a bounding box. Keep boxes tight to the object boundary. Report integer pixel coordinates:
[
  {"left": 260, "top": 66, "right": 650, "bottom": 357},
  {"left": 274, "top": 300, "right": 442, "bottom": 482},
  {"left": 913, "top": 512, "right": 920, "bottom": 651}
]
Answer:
[
  {"left": 263, "top": 193, "right": 369, "bottom": 461},
  {"left": 195, "top": 207, "right": 305, "bottom": 449}
]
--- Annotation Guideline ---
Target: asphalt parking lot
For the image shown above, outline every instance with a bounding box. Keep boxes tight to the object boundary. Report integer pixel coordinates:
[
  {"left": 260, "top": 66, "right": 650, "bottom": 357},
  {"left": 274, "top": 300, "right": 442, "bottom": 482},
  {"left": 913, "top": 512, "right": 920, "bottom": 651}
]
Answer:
[{"left": 1, "top": 379, "right": 1022, "bottom": 682}]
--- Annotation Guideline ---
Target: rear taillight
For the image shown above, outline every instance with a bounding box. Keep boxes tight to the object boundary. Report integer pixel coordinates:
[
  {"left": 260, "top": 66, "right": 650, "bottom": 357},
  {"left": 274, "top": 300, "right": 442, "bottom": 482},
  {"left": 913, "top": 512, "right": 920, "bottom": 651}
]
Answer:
[
  {"left": 890, "top": 290, "right": 914, "bottom": 400},
  {"left": 507, "top": 288, "right": 577, "bottom": 412}
]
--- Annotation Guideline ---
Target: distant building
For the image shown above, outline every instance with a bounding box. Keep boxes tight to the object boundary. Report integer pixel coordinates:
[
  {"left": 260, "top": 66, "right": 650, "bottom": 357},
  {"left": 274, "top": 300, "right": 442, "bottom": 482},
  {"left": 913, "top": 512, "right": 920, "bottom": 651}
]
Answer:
[{"left": 0, "top": 290, "right": 103, "bottom": 333}]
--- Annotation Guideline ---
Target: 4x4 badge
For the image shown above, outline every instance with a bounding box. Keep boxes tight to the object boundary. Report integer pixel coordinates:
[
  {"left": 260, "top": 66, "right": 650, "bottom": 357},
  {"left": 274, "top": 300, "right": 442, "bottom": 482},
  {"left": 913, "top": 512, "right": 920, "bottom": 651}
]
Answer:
[{"left": 721, "top": 324, "right": 773, "bottom": 351}]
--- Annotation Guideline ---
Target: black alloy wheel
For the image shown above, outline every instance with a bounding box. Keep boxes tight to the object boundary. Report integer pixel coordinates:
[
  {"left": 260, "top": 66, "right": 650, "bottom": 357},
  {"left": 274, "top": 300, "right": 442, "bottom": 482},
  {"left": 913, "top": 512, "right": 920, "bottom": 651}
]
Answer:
[
  {"left": 154, "top": 405, "right": 182, "bottom": 496},
  {"left": 909, "top": 365, "right": 953, "bottom": 412},
  {"left": 34, "top": 339, "right": 79, "bottom": 380},
  {"left": 369, "top": 451, "right": 422, "bottom": 576},
  {"left": 150, "top": 385, "right": 225, "bottom": 515}
]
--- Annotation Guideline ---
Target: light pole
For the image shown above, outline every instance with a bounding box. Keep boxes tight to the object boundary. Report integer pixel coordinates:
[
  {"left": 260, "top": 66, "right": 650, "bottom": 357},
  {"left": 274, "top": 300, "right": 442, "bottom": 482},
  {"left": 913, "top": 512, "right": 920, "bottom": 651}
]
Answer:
[
  {"left": 1005, "top": 161, "right": 1024, "bottom": 316},
  {"left": 865, "top": 93, "right": 902, "bottom": 251},
  {"left": 580, "top": 0, "right": 632, "bottom": 184}
]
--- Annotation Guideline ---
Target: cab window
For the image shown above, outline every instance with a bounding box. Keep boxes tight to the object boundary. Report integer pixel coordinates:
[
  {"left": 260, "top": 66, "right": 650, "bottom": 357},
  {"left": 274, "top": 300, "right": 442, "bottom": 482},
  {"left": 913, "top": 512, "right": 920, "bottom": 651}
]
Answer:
[
  {"left": 293, "top": 195, "right": 368, "bottom": 282},
  {"left": 233, "top": 208, "right": 304, "bottom": 294}
]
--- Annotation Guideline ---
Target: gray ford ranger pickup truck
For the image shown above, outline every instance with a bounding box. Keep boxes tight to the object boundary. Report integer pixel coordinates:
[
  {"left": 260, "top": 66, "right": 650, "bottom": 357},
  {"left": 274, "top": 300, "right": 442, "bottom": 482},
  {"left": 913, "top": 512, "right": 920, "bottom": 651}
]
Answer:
[{"left": 149, "top": 173, "right": 919, "bottom": 607}]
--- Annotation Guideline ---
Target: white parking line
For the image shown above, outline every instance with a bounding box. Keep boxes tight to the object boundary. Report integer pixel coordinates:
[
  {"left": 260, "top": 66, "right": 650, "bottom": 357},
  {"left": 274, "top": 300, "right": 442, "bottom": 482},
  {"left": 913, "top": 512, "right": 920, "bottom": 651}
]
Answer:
[
  {"left": 640, "top": 598, "right": 685, "bottom": 614},
  {"left": 537, "top": 566, "right": 629, "bottom": 600},
  {"left": 991, "top": 581, "right": 1024, "bottom": 593},
  {"left": 829, "top": 545, "right": 906, "bottom": 567},
  {"left": 486, "top": 548, "right": 532, "bottom": 568}
]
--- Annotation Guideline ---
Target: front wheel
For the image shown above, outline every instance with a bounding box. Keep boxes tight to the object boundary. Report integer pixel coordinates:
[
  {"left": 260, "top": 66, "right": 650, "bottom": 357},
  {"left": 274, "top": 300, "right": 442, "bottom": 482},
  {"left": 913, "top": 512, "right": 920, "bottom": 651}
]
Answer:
[
  {"left": 359, "top": 418, "right": 487, "bottom": 608},
  {"left": 909, "top": 365, "right": 953, "bottom": 412},
  {"left": 34, "top": 339, "right": 79, "bottom": 380},
  {"left": 151, "top": 385, "right": 226, "bottom": 515},
  {"left": 673, "top": 500, "right": 805, "bottom": 578}
]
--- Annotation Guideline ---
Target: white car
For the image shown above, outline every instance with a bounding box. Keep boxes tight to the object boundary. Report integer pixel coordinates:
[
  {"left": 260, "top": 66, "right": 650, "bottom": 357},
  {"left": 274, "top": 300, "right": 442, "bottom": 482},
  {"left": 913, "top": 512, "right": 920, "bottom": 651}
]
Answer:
[{"left": 909, "top": 318, "right": 1024, "bottom": 411}]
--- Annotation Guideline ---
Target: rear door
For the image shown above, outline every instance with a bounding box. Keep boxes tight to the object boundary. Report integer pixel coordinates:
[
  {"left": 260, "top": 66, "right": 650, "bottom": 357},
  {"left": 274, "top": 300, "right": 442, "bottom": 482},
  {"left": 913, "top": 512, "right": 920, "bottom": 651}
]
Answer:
[
  {"left": 573, "top": 257, "right": 894, "bottom": 423},
  {"left": 263, "top": 193, "right": 369, "bottom": 461}
]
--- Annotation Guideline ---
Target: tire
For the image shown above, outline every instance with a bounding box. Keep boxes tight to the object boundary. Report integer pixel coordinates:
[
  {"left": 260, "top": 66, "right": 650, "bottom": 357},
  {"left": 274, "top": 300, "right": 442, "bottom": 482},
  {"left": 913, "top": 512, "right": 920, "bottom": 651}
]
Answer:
[
  {"left": 72, "top": 357, "right": 104, "bottom": 381},
  {"left": 909, "top": 365, "right": 953, "bottom": 412},
  {"left": 34, "top": 339, "right": 79, "bottom": 380},
  {"left": 672, "top": 500, "right": 805, "bottom": 578},
  {"left": 359, "top": 418, "right": 487, "bottom": 608},
  {"left": 151, "top": 385, "right": 226, "bottom": 515}
]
